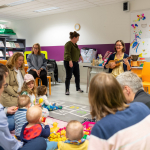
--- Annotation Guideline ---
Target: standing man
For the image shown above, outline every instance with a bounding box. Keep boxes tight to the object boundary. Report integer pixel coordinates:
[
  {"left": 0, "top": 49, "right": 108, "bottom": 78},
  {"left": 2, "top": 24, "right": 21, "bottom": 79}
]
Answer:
[{"left": 64, "top": 31, "right": 84, "bottom": 95}]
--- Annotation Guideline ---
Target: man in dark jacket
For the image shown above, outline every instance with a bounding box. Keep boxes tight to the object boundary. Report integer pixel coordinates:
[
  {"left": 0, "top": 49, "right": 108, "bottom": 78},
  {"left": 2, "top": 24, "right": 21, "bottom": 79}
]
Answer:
[{"left": 116, "top": 71, "right": 150, "bottom": 108}]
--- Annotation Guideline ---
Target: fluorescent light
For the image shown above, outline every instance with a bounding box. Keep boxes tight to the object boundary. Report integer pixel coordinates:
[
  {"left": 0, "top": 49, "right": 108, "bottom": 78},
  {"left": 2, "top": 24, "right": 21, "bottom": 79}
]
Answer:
[
  {"left": 6, "top": 0, "right": 34, "bottom": 7},
  {"left": 34, "top": 7, "right": 59, "bottom": 13}
]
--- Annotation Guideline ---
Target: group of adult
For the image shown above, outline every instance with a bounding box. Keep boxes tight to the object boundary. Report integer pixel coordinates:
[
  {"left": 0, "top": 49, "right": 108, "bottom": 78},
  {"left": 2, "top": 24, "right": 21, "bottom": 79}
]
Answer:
[
  {"left": 1, "top": 31, "right": 150, "bottom": 149},
  {"left": 0, "top": 43, "right": 47, "bottom": 132}
]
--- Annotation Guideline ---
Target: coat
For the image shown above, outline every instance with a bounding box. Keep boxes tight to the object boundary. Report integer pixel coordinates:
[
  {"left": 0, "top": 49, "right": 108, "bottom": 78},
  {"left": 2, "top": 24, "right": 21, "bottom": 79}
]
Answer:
[{"left": 0, "top": 67, "right": 25, "bottom": 107}]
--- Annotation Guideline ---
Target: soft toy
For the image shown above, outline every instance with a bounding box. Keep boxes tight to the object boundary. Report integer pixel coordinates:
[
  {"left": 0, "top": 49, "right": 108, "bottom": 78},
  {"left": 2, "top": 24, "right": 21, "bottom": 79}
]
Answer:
[
  {"left": 50, "top": 122, "right": 60, "bottom": 133},
  {"left": 42, "top": 108, "right": 49, "bottom": 117}
]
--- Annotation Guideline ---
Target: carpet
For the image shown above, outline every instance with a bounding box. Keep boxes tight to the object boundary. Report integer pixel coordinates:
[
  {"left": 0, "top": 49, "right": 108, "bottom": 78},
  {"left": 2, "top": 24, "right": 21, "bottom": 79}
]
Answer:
[{"left": 49, "top": 100, "right": 91, "bottom": 122}]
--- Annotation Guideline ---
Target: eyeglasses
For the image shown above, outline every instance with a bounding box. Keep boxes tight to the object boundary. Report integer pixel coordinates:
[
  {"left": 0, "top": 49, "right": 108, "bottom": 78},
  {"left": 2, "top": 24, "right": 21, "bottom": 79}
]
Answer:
[
  {"left": 116, "top": 45, "right": 122, "bottom": 47},
  {"left": 33, "top": 47, "right": 39, "bottom": 50},
  {"left": 3, "top": 83, "right": 8, "bottom": 88}
]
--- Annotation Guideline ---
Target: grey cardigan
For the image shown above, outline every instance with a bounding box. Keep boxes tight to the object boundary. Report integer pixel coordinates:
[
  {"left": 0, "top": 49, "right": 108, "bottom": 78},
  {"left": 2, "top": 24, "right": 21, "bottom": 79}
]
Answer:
[{"left": 27, "top": 53, "right": 47, "bottom": 72}]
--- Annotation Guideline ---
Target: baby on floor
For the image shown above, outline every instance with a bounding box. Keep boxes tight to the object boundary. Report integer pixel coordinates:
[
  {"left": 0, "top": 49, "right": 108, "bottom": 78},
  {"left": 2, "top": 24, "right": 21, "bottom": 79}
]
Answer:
[
  {"left": 20, "top": 106, "right": 58, "bottom": 150},
  {"left": 36, "top": 85, "right": 62, "bottom": 111},
  {"left": 58, "top": 120, "right": 89, "bottom": 150},
  {"left": 14, "top": 95, "right": 31, "bottom": 140}
]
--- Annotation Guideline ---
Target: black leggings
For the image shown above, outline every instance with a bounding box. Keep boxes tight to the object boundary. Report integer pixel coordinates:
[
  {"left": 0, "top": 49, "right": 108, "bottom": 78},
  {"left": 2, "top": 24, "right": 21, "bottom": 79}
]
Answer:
[
  {"left": 28, "top": 69, "right": 47, "bottom": 87},
  {"left": 64, "top": 61, "right": 80, "bottom": 92}
]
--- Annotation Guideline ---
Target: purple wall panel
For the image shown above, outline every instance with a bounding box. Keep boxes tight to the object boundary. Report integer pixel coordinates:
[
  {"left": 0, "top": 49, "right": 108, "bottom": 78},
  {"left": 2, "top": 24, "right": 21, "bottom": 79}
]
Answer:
[{"left": 26, "top": 43, "right": 130, "bottom": 61}]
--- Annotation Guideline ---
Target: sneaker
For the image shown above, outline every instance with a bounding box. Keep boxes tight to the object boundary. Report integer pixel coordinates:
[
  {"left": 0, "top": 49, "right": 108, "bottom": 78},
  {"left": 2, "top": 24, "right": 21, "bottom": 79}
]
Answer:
[
  {"left": 65, "top": 91, "right": 70, "bottom": 95},
  {"left": 77, "top": 89, "right": 84, "bottom": 93}
]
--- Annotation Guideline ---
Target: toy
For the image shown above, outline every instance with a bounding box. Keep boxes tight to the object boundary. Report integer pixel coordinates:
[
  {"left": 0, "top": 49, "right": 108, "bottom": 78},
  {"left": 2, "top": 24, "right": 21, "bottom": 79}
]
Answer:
[
  {"left": 39, "top": 98, "right": 43, "bottom": 105},
  {"left": 82, "top": 121, "right": 96, "bottom": 135},
  {"left": 98, "top": 54, "right": 103, "bottom": 64},
  {"left": 42, "top": 108, "right": 49, "bottom": 117},
  {"left": 50, "top": 122, "right": 60, "bottom": 133},
  {"left": 48, "top": 132, "right": 67, "bottom": 142},
  {"left": 14, "top": 107, "right": 18, "bottom": 111},
  {"left": 41, "top": 117, "right": 46, "bottom": 122}
]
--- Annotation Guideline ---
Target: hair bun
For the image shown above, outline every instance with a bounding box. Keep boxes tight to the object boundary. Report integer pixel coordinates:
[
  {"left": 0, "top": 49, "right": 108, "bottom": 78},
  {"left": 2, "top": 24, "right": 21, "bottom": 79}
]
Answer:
[{"left": 70, "top": 32, "right": 74, "bottom": 36}]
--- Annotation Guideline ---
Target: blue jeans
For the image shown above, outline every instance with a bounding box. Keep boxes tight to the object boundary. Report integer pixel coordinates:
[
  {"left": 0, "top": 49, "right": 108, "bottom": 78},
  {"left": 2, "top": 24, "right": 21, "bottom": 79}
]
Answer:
[{"left": 7, "top": 114, "right": 15, "bottom": 131}]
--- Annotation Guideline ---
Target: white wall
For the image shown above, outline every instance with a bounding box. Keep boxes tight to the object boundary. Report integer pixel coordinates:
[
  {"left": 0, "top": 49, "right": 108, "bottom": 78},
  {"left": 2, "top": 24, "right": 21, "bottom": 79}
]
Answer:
[{"left": 11, "top": 0, "right": 150, "bottom": 47}]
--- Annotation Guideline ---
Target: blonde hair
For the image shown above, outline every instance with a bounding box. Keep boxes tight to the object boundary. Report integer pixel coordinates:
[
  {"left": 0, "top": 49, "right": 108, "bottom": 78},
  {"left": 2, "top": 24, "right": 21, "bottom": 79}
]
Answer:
[
  {"left": 18, "top": 95, "right": 30, "bottom": 108},
  {"left": 6, "top": 52, "right": 24, "bottom": 69},
  {"left": 89, "top": 72, "right": 129, "bottom": 121},
  {"left": 66, "top": 120, "right": 83, "bottom": 141},
  {"left": 31, "top": 43, "right": 41, "bottom": 55},
  {"left": 19, "top": 81, "right": 36, "bottom": 95},
  {"left": 26, "top": 106, "right": 42, "bottom": 123}
]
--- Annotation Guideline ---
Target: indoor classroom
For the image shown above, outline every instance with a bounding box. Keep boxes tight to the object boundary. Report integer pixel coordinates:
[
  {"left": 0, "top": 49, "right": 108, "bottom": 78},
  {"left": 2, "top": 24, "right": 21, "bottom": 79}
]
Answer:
[{"left": 0, "top": 0, "right": 150, "bottom": 150}]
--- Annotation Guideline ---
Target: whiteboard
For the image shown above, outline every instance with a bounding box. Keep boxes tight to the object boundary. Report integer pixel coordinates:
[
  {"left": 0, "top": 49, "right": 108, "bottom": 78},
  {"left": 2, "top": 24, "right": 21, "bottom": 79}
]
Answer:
[{"left": 130, "top": 10, "right": 150, "bottom": 57}]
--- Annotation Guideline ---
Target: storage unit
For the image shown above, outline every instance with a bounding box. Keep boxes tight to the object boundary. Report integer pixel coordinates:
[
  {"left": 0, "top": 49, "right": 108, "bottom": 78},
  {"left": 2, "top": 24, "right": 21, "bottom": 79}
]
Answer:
[{"left": 0, "top": 37, "right": 26, "bottom": 60}]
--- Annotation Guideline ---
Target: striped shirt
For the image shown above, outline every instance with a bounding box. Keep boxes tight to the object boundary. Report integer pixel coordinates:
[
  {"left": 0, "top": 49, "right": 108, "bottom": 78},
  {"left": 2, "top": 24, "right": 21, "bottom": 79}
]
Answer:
[
  {"left": 14, "top": 108, "right": 27, "bottom": 137},
  {"left": 88, "top": 102, "right": 150, "bottom": 150}
]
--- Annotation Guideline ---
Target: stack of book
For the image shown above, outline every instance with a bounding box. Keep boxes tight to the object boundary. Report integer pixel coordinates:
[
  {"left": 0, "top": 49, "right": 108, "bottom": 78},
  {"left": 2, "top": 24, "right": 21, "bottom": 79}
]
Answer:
[
  {"left": 0, "top": 50, "right": 4, "bottom": 57},
  {"left": 6, "top": 42, "right": 24, "bottom": 48},
  {"left": 0, "top": 41, "right": 4, "bottom": 47}
]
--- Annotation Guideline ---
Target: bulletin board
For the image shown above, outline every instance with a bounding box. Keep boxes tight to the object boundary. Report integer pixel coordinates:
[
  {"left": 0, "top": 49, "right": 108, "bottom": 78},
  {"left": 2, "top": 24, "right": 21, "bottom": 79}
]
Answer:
[{"left": 130, "top": 10, "right": 150, "bottom": 57}]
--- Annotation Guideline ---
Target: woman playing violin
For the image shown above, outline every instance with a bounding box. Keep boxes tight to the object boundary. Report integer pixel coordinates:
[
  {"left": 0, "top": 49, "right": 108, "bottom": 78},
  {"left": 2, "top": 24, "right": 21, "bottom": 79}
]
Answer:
[{"left": 104, "top": 40, "right": 131, "bottom": 77}]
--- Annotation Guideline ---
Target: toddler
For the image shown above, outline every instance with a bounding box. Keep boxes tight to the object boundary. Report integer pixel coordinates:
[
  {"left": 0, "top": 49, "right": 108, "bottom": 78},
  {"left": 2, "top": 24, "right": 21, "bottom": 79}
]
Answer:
[
  {"left": 20, "top": 106, "right": 58, "bottom": 150},
  {"left": 19, "top": 74, "right": 37, "bottom": 105},
  {"left": 58, "top": 120, "right": 89, "bottom": 150},
  {"left": 37, "top": 85, "right": 62, "bottom": 111},
  {"left": 14, "top": 95, "right": 31, "bottom": 140}
]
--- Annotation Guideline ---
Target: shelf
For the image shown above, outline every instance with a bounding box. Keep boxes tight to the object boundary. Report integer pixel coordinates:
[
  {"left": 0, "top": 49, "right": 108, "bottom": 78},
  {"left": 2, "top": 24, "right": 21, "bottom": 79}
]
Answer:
[{"left": 0, "top": 37, "right": 26, "bottom": 60}]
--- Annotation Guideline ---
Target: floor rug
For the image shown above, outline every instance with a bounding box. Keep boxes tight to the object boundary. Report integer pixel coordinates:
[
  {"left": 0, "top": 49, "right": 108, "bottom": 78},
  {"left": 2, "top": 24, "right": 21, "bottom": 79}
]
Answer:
[{"left": 49, "top": 100, "right": 91, "bottom": 122}]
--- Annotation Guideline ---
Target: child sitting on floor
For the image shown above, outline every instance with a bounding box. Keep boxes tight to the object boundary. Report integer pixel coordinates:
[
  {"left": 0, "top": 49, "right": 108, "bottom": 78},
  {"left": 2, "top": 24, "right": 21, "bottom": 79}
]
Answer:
[
  {"left": 19, "top": 74, "right": 37, "bottom": 106},
  {"left": 14, "top": 95, "right": 31, "bottom": 140},
  {"left": 37, "top": 85, "right": 62, "bottom": 111},
  {"left": 58, "top": 120, "right": 89, "bottom": 150},
  {"left": 20, "top": 106, "right": 58, "bottom": 150}
]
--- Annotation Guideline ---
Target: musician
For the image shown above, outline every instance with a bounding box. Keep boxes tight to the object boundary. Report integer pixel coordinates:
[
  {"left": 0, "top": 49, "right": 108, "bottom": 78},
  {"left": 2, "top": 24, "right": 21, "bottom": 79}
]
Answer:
[{"left": 104, "top": 40, "right": 131, "bottom": 77}]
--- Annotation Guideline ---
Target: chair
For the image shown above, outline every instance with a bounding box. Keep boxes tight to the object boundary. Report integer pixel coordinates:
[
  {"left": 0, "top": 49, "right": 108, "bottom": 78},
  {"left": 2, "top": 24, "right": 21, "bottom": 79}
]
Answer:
[
  {"left": 35, "top": 76, "right": 51, "bottom": 95},
  {"left": 141, "top": 62, "right": 150, "bottom": 94},
  {"left": 0, "top": 60, "right": 7, "bottom": 65},
  {"left": 47, "top": 59, "right": 56, "bottom": 85}
]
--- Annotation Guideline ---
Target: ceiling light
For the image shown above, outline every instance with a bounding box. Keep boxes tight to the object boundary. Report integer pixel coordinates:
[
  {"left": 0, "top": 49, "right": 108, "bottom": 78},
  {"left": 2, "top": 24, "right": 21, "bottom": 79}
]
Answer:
[
  {"left": 34, "top": 7, "right": 59, "bottom": 13},
  {"left": 6, "top": 0, "right": 34, "bottom": 7}
]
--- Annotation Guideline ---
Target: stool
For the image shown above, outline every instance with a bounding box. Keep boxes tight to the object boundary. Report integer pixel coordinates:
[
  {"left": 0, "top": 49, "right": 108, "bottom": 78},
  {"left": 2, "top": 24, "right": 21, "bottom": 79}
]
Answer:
[{"left": 35, "top": 76, "right": 51, "bottom": 95}]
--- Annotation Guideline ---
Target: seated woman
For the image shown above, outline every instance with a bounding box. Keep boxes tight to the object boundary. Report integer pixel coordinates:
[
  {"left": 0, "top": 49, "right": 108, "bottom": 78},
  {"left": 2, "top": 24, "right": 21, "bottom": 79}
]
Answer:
[
  {"left": 104, "top": 40, "right": 131, "bottom": 77},
  {"left": 27, "top": 43, "right": 47, "bottom": 87},
  {"left": 0, "top": 52, "right": 25, "bottom": 107},
  {"left": 88, "top": 72, "right": 150, "bottom": 149}
]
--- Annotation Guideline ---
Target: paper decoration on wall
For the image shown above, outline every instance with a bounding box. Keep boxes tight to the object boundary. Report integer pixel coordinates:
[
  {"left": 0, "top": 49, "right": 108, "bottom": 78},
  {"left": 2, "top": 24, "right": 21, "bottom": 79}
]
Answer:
[
  {"left": 130, "top": 33, "right": 141, "bottom": 53},
  {"left": 134, "top": 14, "right": 146, "bottom": 22},
  {"left": 142, "top": 41, "right": 145, "bottom": 45},
  {"left": 131, "top": 24, "right": 138, "bottom": 29},
  {"left": 130, "top": 11, "right": 150, "bottom": 57},
  {"left": 142, "top": 49, "right": 146, "bottom": 52}
]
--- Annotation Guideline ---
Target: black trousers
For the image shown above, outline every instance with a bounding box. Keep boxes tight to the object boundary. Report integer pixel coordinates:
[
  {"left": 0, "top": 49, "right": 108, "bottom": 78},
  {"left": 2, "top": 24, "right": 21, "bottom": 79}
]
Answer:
[
  {"left": 64, "top": 61, "right": 80, "bottom": 92},
  {"left": 28, "top": 69, "right": 48, "bottom": 87}
]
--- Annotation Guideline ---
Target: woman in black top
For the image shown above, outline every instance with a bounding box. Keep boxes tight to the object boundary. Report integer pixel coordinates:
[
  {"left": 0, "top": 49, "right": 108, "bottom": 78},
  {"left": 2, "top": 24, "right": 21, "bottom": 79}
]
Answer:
[{"left": 64, "top": 31, "right": 84, "bottom": 95}]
